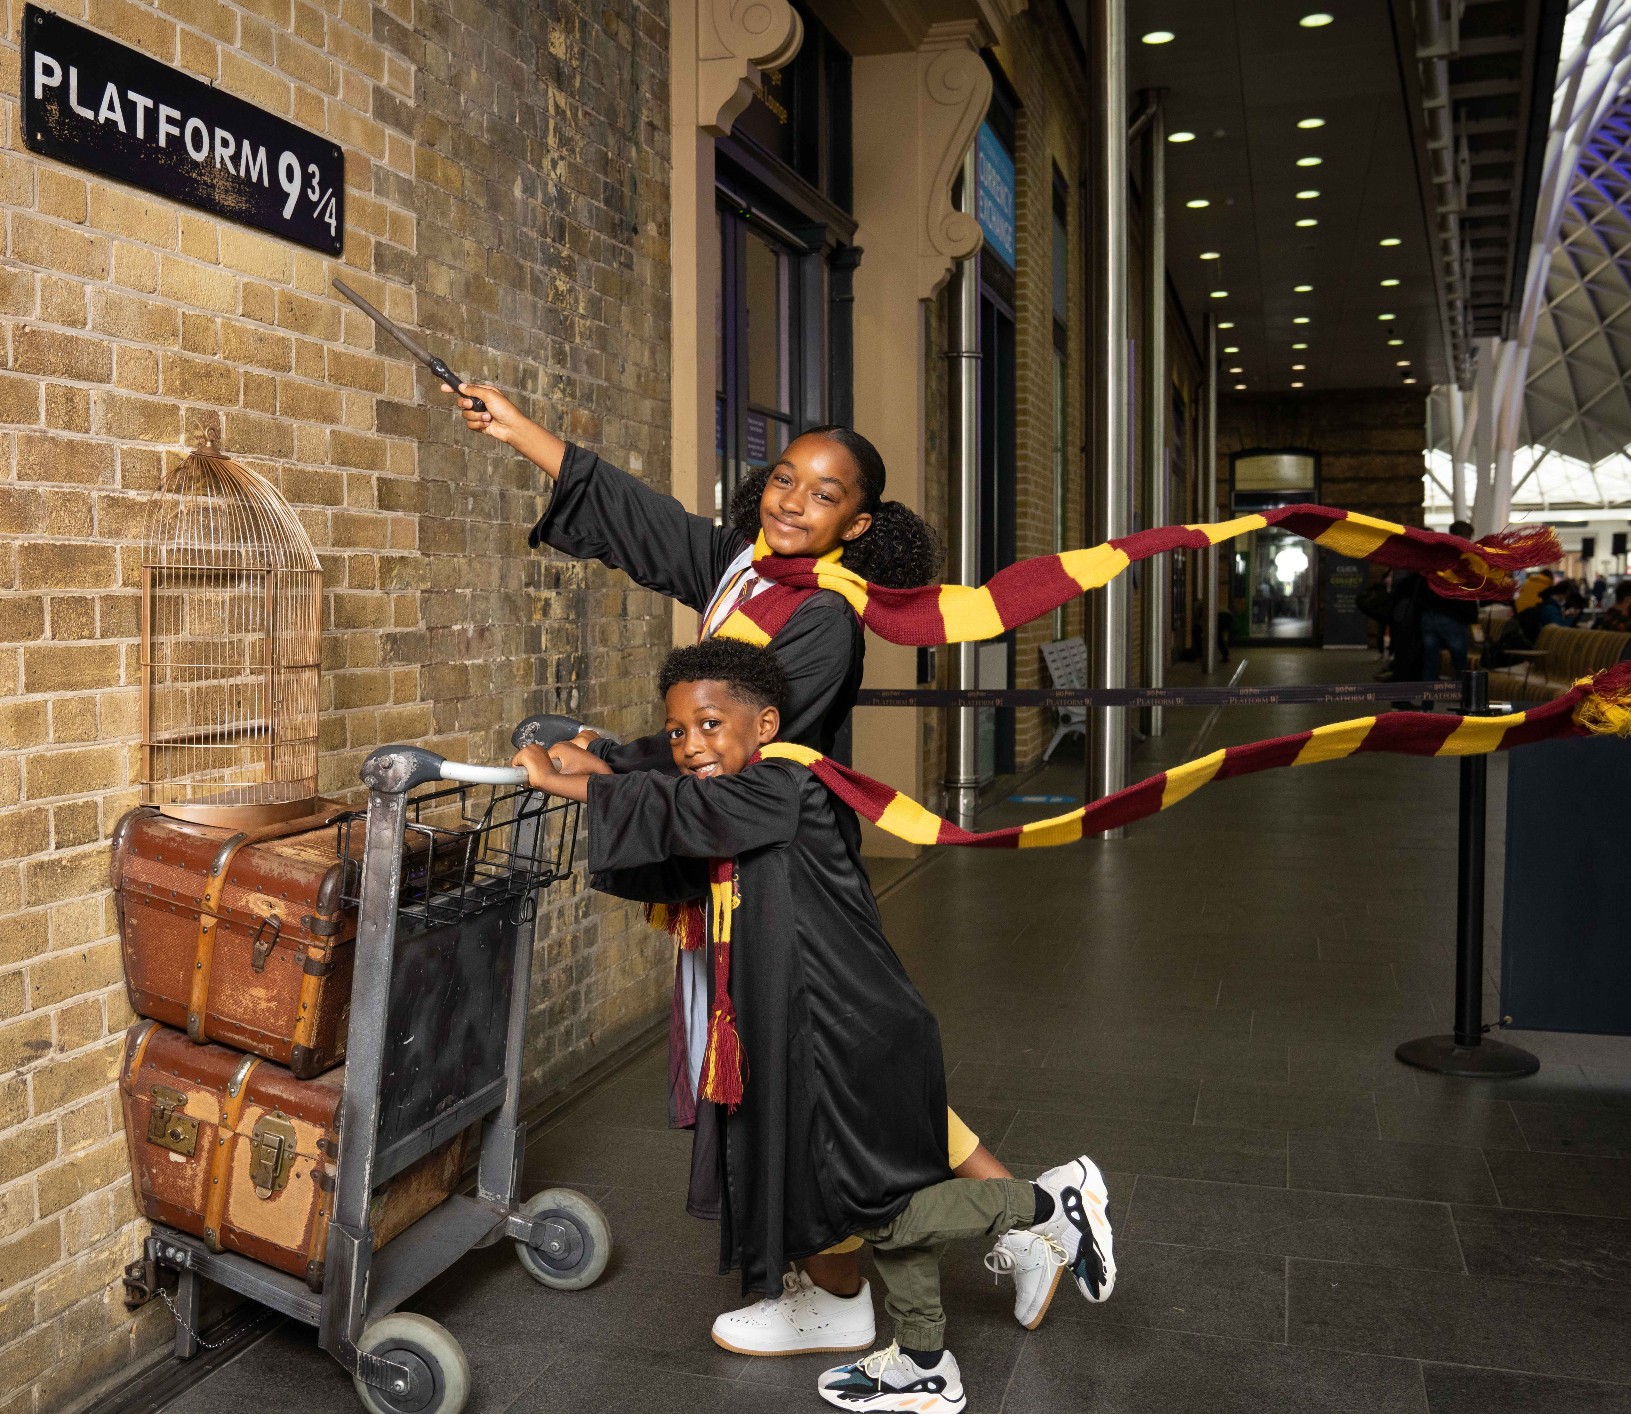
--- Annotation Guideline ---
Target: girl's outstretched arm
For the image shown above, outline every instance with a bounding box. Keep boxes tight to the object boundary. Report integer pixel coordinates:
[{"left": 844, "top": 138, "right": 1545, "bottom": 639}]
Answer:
[{"left": 442, "top": 380, "right": 567, "bottom": 479}]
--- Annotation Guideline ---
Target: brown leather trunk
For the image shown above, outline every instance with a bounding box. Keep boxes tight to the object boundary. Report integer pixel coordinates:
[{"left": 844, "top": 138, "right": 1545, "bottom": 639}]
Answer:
[
  {"left": 119, "top": 1021, "right": 468, "bottom": 1290},
  {"left": 112, "top": 805, "right": 357, "bottom": 1077}
]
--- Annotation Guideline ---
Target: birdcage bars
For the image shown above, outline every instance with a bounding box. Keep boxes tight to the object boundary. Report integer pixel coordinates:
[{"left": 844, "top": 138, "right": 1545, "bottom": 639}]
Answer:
[{"left": 141, "top": 435, "right": 322, "bottom": 827}]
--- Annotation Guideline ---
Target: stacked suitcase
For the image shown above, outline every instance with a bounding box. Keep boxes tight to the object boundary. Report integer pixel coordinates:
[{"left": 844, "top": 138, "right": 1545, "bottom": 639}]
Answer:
[{"left": 112, "top": 803, "right": 469, "bottom": 1289}]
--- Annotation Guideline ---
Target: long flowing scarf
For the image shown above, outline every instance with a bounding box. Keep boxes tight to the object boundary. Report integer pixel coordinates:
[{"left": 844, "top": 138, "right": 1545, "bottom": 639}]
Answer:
[
  {"left": 649, "top": 860, "right": 745, "bottom": 1111},
  {"left": 760, "top": 663, "right": 1631, "bottom": 848},
  {"left": 717, "top": 510, "right": 1560, "bottom": 649}
]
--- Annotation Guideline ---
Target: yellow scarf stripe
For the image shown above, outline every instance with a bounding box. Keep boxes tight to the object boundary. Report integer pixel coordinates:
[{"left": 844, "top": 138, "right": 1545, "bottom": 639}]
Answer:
[{"left": 1293, "top": 717, "right": 1377, "bottom": 767}]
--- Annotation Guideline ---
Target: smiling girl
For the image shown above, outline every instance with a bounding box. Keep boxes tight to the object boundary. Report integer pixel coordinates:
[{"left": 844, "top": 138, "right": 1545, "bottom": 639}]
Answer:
[{"left": 447, "top": 382, "right": 1106, "bottom": 1348}]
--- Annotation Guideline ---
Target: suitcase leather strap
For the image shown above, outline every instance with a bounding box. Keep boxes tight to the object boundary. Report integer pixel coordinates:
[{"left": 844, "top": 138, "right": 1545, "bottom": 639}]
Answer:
[
  {"left": 188, "top": 833, "right": 248, "bottom": 1043},
  {"left": 202, "top": 1051, "right": 262, "bottom": 1251}
]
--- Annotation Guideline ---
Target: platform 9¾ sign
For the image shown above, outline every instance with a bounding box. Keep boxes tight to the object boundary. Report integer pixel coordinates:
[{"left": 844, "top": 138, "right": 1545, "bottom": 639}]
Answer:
[{"left": 21, "top": 5, "right": 344, "bottom": 255}]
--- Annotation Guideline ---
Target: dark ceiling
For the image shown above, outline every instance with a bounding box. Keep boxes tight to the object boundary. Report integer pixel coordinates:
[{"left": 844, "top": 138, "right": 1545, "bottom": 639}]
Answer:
[{"left": 1128, "top": 0, "right": 1448, "bottom": 393}]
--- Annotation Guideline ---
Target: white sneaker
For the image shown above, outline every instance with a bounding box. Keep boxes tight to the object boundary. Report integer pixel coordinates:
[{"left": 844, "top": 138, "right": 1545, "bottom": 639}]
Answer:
[
  {"left": 1032, "top": 1154, "right": 1116, "bottom": 1303},
  {"left": 818, "top": 1343, "right": 966, "bottom": 1412},
  {"left": 984, "top": 1230, "right": 1069, "bottom": 1329},
  {"left": 711, "top": 1268, "right": 876, "bottom": 1356}
]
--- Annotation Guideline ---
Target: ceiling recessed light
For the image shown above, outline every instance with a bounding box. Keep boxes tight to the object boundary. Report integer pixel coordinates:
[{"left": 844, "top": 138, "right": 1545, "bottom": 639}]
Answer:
[
  {"left": 1296, "top": 156, "right": 1323, "bottom": 167},
  {"left": 1294, "top": 284, "right": 1313, "bottom": 293},
  {"left": 1295, "top": 218, "right": 1318, "bottom": 228},
  {"left": 1300, "top": 12, "right": 1334, "bottom": 27},
  {"left": 1218, "top": 321, "right": 1235, "bottom": 329},
  {"left": 1396, "top": 360, "right": 1411, "bottom": 367},
  {"left": 1234, "top": 383, "right": 1247, "bottom": 390},
  {"left": 1380, "top": 278, "right": 1400, "bottom": 287},
  {"left": 1296, "top": 189, "right": 1320, "bottom": 200},
  {"left": 1298, "top": 117, "right": 1326, "bottom": 129},
  {"left": 1292, "top": 363, "right": 1307, "bottom": 370},
  {"left": 1293, "top": 316, "right": 1311, "bottom": 325},
  {"left": 1228, "top": 366, "right": 1244, "bottom": 374},
  {"left": 1387, "top": 338, "right": 1404, "bottom": 347},
  {"left": 1210, "top": 290, "right": 1229, "bottom": 298},
  {"left": 1187, "top": 198, "right": 1211, "bottom": 209},
  {"left": 1379, "top": 237, "right": 1401, "bottom": 247},
  {"left": 1200, "top": 251, "right": 1221, "bottom": 260},
  {"left": 1292, "top": 342, "right": 1308, "bottom": 349},
  {"left": 1224, "top": 345, "right": 1240, "bottom": 353},
  {"left": 1378, "top": 312, "right": 1396, "bottom": 321},
  {"left": 1290, "top": 381, "right": 1304, "bottom": 388},
  {"left": 1403, "top": 377, "right": 1417, "bottom": 384},
  {"left": 1142, "top": 29, "right": 1176, "bottom": 43},
  {"left": 1169, "top": 130, "right": 1197, "bottom": 143}
]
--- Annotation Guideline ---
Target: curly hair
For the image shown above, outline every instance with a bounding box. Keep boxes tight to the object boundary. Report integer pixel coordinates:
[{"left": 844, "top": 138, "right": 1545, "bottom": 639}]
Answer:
[
  {"left": 659, "top": 639, "right": 787, "bottom": 713},
  {"left": 729, "top": 426, "right": 945, "bottom": 590}
]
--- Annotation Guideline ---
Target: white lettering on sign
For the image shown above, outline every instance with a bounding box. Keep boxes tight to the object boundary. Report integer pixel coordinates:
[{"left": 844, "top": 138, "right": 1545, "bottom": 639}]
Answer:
[
  {"left": 32, "top": 51, "right": 61, "bottom": 100},
  {"left": 127, "top": 91, "right": 153, "bottom": 139},
  {"left": 67, "top": 64, "right": 95, "bottom": 118},
  {"left": 157, "top": 103, "right": 180, "bottom": 148},
  {"left": 239, "top": 141, "right": 268, "bottom": 186},
  {"left": 96, "top": 81, "right": 125, "bottom": 132},
  {"left": 183, "top": 115, "right": 208, "bottom": 160}
]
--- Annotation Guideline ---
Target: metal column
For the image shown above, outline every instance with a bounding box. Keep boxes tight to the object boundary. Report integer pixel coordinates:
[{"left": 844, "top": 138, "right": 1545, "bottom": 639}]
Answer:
[
  {"left": 1202, "top": 310, "right": 1219, "bottom": 674},
  {"left": 946, "top": 145, "right": 982, "bottom": 831},
  {"left": 1088, "top": 0, "right": 1131, "bottom": 826},
  {"left": 1139, "top": 92, "right": 1167, "bottom": 736}
]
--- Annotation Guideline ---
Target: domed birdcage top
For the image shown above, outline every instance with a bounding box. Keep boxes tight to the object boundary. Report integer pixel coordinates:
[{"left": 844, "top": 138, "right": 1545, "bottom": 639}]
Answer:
[{"left": 143, "top": 432, "right": 321, "bottom": 574}]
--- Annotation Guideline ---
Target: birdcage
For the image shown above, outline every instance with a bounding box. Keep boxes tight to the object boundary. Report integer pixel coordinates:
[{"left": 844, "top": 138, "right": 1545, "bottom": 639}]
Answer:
[{"left": 141, "top": 432, "right": 322, "bottom": 827}]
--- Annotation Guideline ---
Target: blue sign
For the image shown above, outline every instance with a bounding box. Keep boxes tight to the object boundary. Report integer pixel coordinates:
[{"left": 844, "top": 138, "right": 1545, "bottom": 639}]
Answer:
[{"left": 976, "top": 123, "right": 1016, "bottom": 269}]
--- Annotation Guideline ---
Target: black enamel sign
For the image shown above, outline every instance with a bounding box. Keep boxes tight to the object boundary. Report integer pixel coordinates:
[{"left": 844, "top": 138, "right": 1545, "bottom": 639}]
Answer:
[{"left": 21, "top": 5, "right": 343, "bottom": 254}]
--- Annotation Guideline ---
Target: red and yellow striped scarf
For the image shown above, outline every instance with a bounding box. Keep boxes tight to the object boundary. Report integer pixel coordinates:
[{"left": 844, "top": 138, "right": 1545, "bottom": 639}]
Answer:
[
  {"left": 717, "top": 510, "right": 1559, "bottom": 649},
  {"left": 648, "top": 860, "right": 746, "bottom": 1110},
  {"left": 762, "top": 662, "right": 1631, "bottom": 847}
]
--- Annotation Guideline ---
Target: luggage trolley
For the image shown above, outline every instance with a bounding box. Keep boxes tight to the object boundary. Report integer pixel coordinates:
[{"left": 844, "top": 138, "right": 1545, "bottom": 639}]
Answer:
[{"left": 131, "top": 717, "right": 609, "bottom": 1414}]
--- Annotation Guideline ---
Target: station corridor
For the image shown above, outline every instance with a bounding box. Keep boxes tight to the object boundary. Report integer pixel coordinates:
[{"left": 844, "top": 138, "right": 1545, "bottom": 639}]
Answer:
[{"left": 158, "top": 651, "right": 1631, "bottom": 1414}]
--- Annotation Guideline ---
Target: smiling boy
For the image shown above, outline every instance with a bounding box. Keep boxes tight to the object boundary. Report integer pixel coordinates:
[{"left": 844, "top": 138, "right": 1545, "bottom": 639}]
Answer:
[{"left": 514, "top": 641, "right": 1112, "bottom": 1412}]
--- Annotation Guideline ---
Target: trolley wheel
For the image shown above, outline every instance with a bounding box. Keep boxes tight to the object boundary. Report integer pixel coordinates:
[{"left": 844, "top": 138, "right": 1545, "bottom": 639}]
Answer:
[
  {"left": 352, "top": 1313, "right": 470, "bottom": 1414},
  {"left": 513, "top": 1188, "right": 611, "bottom": 1290}
]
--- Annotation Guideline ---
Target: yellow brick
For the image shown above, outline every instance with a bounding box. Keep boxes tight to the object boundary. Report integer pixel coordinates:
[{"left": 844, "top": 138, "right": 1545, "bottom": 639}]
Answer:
[
  {"left": 0, "top": 1307, "right": 58, "bottom": 1388},
  {"left": 46, "top": 595, "right": 94, "bottom": 641},
  {"left": 87, "top": 0, "right": 178, "bottom": 55},
  {"left": 326, "top": 347, "right": 386, "bottom": 392},
  {"left": 17, "top": 545, "right": 118, "bottom": 593},
  {"left": 86, "top": 184, "right": 178, "bottom": 251},
  {"left": 12, "top": 328, "right": 112, "bottom": 384},
  {"left": 114, "top": 345, "right": 160, "bottom": 395},
  {"left": 91, "top": 291, "right": 179, "bottom": 347},
  {"left": 0, "top": 152, "right": 31, "bottom": 208},
  {"left": 45, "top": 383, "right": 93, "bottom": 433},
  {"left": 219, "top": 227, "right": 291, "bottom": 282},
  {"left": 179, "top": 312, "right": 221, "bottom": 355},
  {"left": 243, "top": 371, "right": 278, "bottom": 413},
  {"left": 51, "top": 801, "right": 99, "bottom": 850},
  {"left": 0, "top": 806, "right": 49, "bottom": 862},
  {"left": 161, "top": 0, "right": 236, "bottom": 42},
  {"left": 96, "top": 689, "right": 140, "bottom": 738},
  {"left": 0, "top": 266, "right": 36, "bottom": 317},
  {"left": 0, "top": 1127, "right": 55, "bottom": 1193},
  {"left": 0, "top": 1187, "right": 32, "bottom": 1245},
  {"left": 240, "top": 281, "right": 276, "bottom": 324},
  {"left": 159, "top": 352, "right": 240, "bottom": 404},
  {"left": 35, "top": 1325, "right": 139, "bottom": 1414},
  {"left": 0, "top": 910, "right": 50, "bottom": 970},
  {"left": 23, "top": 846, "right": 112, "bottom": 908},
  {"left": 33, "top": 1241, "right": 128, "bottom": 1322},
  {"left": 219, "top": 49, "right": 292, "bottom": 116},
  {"left": 35, "top": 1139, "right": 124, "bottom": 1223},
  {"left": 59, "top": 1096, "right": 112, "bottom": 1155},
  {"left": 29, "top": 1036, "right": 121, "bottom": 1112},
  {"left": 158, "top": 256, "right": 234, "bottom": 312},
  {"left": 0, "top": 702, "right": 48, "bottom": 752},
  {"left": 37, "top": 170, "right": 87, "bottom": 223},
  {"left": 221, "top": 321, "right": 293, "bottom": 372},
  {"left": 95, "top": 392, "right": 180, "bottom": 444},
  {"left": 0, "top": 373, "right": 42, "bottom": 426},
  {"left": 177, "top": 24, "right": 220, "bottom": 80},
  {"left": 277, "top": 31, "right": 337, "bottom": 93},
  {"left": 15, "top": 432, "right": 117, "bottom": 485},
  {"left": 0, "top": 600, "right": 46, "bottom": 644},
  {"left": 111, "top": 243, "right": 160, "bottom": 293},
  {"left": 53, "top": 997, "right": 105, "bottom": 1053},
  {"left": 11, "top": 216, "right": 108, "bottom": 280},
  {"left": 0, "top": 489, "right": 39, "bottom": 537},
  {"left": 46, "top": 898, "right": 104, "bottom": 954},
  {"left": 30, "top": 943, "right": 121, "bottom": 1011},
  {"left": 49, "top": 695, "right": 98, "bottom": 744},
  {"left": 0, "top": 1014, "right": 52, "bottom": 1074}
]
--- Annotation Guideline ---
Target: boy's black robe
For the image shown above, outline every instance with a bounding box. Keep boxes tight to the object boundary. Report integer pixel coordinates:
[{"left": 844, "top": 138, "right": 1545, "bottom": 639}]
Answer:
[
  {"left": 530, "top": 442, "right": 864, "bottom": 770},
  {"left": 586, "top": 757, "right": 953, "bottom": 1296}
]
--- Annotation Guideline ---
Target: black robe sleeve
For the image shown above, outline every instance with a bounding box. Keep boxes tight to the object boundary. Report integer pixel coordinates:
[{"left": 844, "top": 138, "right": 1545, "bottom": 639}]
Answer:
[
  {"left": 528, "top": 441, "right": 746, "bottom": 613},
  {"left": 585, "top": 762, "right": 802, "bottom": 872}
]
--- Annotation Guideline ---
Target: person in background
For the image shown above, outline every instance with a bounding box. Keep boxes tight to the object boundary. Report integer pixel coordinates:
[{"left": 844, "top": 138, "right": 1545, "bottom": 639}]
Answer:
[
  {"left": 1600, "top": 581, "right": 1631, "bottom": 633},
  {"left": 1417, "top": 519, "right": 1480, "bottom": 686},
  {"left": 1591, "top": 573, "right": 1608, "bottom": 607}
]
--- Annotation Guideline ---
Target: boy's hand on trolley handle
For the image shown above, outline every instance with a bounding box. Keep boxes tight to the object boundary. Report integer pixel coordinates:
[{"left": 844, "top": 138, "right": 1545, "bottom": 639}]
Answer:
[
  {"left": 511, "top": 744, "right": 592, "bottom": 802},
  {"left": 541, "top": 740, "right": 613, "bottom": 777}
]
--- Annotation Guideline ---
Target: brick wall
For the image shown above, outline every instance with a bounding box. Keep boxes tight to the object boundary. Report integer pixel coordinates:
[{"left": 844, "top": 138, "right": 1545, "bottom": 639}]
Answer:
[{"left": 0, "top": 1, "right": 671, "bottom": 1408}]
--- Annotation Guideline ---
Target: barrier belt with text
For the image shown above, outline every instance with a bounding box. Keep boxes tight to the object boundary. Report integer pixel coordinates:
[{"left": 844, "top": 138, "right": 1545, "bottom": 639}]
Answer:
[{"left": 855, "top": 681, "right": 1466, "bottom": 709}]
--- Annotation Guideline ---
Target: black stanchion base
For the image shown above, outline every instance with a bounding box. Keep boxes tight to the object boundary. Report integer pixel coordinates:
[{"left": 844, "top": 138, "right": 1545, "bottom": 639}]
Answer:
[{"left": 1395, "top": 1035, "right": 1540, "bottom": 1078}]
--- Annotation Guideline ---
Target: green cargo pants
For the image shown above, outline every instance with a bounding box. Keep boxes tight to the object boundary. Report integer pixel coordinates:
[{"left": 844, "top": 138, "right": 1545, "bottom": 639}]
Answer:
[{"left": 856, "top": 1176, "right": 1037, "bottom": 1351}]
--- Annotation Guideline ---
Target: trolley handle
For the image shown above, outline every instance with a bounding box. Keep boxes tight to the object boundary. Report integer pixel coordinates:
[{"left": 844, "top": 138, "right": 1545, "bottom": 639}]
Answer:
[
  {"left": 439, "top": 761, "right": 529, "bottom": 785},
  {"left": 511, "top": 714, "right": 621, "bottom": 749},
  {"left": 360, "top": 714, "right": 614, "bottom": 795}
]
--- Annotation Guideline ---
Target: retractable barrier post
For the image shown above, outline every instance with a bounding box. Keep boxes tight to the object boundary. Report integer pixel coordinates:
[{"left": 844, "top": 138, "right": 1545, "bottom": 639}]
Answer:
[{"left": 1395, "top": 669, "right": 1539, "bottom": 1078}]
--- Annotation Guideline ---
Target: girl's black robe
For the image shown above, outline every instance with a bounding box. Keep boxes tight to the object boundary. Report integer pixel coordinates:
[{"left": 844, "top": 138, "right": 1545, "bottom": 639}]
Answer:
[
  {"left": 529, "top": 442, "right": 864, "bottom": 771},
  {"left": 586, "top": 757, "right": 953, "bottom": 1296}
]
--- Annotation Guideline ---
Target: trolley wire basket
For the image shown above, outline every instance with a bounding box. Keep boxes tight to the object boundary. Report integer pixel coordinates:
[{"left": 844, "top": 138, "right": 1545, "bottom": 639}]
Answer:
[{"left": 334, "top": 781, "right": 579, "bottom": 936}]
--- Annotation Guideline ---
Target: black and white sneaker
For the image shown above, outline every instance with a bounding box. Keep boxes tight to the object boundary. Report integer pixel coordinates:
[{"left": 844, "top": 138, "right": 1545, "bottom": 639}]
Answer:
[
  {"left": 1033, "top": 1154, "right": 1116, "bottom": 1302},
  {"left": 817, "top": 1343, "right": 966, "bottom": 1412}
]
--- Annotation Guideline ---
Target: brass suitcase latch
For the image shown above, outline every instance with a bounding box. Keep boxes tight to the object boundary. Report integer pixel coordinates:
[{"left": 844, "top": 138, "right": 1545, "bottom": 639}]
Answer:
[
  {"left": 146, "top": 1086, "right": 198, "bottom": 1156},
  {"left": 249, "top": 1112, "right": 297, "bottom": 1196}
]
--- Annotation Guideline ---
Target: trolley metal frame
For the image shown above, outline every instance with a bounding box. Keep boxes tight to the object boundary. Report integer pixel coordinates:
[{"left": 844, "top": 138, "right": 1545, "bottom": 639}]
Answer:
[{"left": 130, "top": 716, "right": 606, "bottom": 1412}]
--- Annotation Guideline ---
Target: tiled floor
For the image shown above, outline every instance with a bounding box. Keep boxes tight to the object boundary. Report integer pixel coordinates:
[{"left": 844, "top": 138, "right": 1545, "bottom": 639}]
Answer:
[{"left": 162, "top": 649, "right": 1631, "bottom": 1413}]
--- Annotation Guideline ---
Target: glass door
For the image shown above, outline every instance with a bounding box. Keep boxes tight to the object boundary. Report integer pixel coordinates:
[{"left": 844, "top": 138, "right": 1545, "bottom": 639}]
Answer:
[{"left": 1228, "top": 450, "right": 1320, "bottom": 645}]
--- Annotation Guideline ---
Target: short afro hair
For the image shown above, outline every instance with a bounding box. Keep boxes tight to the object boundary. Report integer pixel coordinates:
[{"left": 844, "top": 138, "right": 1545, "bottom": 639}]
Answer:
[{"left": 659, "top": 639, "right": 788, "bottom": 714}]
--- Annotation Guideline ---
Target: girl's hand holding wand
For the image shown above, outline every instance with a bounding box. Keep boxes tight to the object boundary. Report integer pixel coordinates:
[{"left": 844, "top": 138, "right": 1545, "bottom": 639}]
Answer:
[{"left": 441, "top": 380, "right": 567, "bottom": 479}]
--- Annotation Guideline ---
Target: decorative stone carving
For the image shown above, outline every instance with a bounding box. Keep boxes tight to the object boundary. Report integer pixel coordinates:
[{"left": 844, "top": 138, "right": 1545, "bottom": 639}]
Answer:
[
  {"left": 697, "top": 0, "right": 804, "bottom": 135},
  {"left": 916, "top": 24, "right": 992, "bottom": 300}
]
